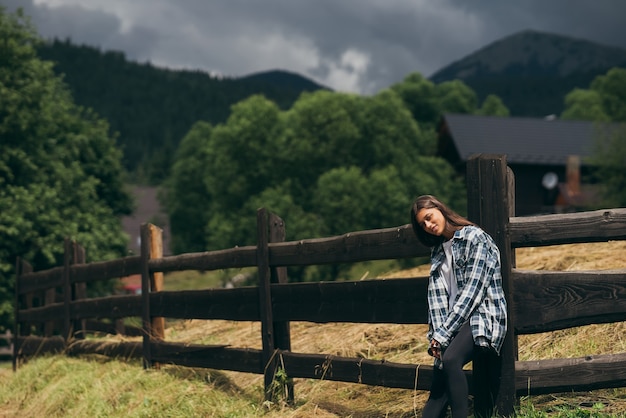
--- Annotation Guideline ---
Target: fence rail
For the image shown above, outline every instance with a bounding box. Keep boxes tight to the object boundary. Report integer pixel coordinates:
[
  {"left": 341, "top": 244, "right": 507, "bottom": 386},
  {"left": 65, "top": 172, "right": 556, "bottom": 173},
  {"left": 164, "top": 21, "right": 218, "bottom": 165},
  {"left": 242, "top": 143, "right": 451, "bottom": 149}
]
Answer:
[{"left": 12, "top": 155, "right": 626, "bottom": 417}]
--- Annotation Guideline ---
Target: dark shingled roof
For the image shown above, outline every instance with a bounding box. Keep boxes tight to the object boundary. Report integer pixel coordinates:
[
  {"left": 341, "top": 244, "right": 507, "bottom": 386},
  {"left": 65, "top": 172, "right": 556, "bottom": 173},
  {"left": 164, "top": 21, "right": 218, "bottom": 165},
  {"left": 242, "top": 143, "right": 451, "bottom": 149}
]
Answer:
[{"left": 441, "top": 113, "right": 618, "bottom": 165}]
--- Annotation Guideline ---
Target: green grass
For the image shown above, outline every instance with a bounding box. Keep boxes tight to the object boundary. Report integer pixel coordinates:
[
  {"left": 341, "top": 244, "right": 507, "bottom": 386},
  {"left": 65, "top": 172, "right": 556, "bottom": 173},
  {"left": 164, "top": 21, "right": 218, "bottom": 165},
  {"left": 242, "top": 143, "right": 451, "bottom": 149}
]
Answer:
[
  {"left": 517, "top": 396, "right": 619, "bottom": 417},
  {"left": 0, "top": 356, "right": 267, "bottom": 418},
  {"left": 3, "top": 355, "right": 625, "bottom": 417}
]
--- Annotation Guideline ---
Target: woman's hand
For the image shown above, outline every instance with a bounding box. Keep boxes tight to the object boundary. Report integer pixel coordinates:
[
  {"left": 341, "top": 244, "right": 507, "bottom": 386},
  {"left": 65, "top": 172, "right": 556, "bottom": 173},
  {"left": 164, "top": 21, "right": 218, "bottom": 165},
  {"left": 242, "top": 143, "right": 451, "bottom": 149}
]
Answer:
[{"left": 428, "top": 339, "right": 442, "bottom": 359}]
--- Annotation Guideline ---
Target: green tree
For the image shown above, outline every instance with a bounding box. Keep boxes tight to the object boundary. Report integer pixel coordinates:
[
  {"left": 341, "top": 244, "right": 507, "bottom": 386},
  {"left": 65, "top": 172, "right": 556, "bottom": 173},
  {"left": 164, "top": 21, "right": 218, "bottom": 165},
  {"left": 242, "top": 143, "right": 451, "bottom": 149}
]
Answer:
[
  {"left": 279, "top": 91, "right": 362, "bottom": 196},
  {"left": 561, "top": 89, "right": 610, "bottom": 121},
  {"left": 390, "top": 73, "right": 439, "bottom": 126},
  {"left": 0, "top": 8, "right": 132, "bottom": 329},
  {"left": 476, "top": 94, "right": 510, "bottom": 117},
  {"left": 201, "top": 95, "right": 284, "bottom": 249},
  {"left": 562, "top": 68, "right": 626, "bottom": 122},
  {"left": 312, "top": 166, "right": 369, "bottom": 236},
  {"left": 589, "top": 127, "right": 626, "bottom": 207},
  {"left": 164, "top": 86, "right": 465, "bottom": 271},
  {"left": 391, "top": 72, "right": 510, "bottom": 123},
  {"left": 435, "top": 79, "right": 478, "bottom": 114},
  {"left": 562, "top": 67, "right": 626, "bottom": 206},
  {"left": 161, "top": 121, "right": 213, "bottom": 254},
  {"left": 589, "top": 68, "right": 626, "bottom": 122}
]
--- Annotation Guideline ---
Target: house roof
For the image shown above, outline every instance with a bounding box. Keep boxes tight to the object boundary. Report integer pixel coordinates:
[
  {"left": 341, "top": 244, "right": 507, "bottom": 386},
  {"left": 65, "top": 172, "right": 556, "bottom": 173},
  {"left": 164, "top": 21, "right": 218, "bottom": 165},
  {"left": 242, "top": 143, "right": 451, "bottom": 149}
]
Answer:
[{"left": 440, "top": 113, "right": 618, "bottom": 165}]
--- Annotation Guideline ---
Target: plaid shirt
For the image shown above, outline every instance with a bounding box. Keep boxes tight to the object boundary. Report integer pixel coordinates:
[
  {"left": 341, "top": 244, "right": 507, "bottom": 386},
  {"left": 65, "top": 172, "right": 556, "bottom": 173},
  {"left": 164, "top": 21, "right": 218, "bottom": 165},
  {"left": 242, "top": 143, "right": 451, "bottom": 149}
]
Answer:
[{"left": 427, "top": 225, "right": 508, "bottom": 368}]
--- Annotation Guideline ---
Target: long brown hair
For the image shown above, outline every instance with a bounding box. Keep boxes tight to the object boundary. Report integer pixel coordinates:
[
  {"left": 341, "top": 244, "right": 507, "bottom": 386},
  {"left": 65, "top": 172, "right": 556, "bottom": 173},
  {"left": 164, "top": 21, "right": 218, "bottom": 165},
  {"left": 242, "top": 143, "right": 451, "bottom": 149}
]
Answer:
[{"left": 410, "top": 195, "right": 475, "bottom": 247}]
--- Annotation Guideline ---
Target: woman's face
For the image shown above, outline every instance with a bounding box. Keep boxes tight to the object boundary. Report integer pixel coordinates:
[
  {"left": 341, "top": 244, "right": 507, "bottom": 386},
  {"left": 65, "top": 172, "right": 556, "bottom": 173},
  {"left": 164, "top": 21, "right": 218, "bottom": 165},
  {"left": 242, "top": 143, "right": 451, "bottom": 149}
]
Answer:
[{"left": 416, "top": 207, "right": 447, "bottom": 237}]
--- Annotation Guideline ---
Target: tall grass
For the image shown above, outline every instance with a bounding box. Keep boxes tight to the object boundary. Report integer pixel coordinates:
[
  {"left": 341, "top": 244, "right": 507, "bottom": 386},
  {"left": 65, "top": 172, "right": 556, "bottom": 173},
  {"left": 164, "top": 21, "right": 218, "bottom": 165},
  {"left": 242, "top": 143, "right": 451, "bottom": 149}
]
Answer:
[{"left": 0, "top": 356, "right": 267, "bottom": 417}]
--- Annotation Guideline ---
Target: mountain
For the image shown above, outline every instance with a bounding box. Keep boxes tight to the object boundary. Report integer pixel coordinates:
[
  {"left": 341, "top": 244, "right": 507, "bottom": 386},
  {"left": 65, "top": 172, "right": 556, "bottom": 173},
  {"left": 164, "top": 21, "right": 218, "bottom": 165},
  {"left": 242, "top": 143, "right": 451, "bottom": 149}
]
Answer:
[
  {"left": 240, "top": 69, "right": 324, "bottom": 91},
  {"left": 429, "top": 30, "right": 626, "bottom": 117},
  {"left": 36, "top": 39, "right": 328, "bottom": 182}
]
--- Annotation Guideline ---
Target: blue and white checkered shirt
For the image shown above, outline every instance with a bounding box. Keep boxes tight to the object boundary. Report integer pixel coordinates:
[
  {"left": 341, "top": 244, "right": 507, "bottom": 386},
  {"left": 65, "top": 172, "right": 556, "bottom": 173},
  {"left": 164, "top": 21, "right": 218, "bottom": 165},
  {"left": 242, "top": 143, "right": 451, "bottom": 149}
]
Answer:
[{"left": 427, "top": 225, "right": 508, "bottom": 368}]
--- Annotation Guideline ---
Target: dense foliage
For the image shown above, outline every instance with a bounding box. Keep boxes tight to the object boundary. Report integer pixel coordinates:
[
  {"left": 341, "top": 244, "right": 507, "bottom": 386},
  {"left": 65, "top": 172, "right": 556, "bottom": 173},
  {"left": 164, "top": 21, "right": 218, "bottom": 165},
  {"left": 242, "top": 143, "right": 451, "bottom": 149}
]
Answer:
[
  {"left": 162, "top": 73, "right": 509, "bottom": 280},
  {"left": 0, "top": 8, "right": 132, "bottom": 329},
  {"left": 37, "top": 40, "right": 326, "bottom": 183},
  {"left": 562, "top": 68, "right": 626, "bottom": 207}
]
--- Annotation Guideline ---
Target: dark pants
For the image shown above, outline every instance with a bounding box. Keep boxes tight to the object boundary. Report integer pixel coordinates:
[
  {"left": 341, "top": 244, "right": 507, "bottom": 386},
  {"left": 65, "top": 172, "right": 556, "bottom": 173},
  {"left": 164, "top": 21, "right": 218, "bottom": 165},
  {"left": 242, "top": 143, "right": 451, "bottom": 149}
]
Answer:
[
  {"left": 423, "top": 322, "right": 474, "bottom": 418},
  {"left": 422, "top": 324, "right": 503, "bottom": 418}
]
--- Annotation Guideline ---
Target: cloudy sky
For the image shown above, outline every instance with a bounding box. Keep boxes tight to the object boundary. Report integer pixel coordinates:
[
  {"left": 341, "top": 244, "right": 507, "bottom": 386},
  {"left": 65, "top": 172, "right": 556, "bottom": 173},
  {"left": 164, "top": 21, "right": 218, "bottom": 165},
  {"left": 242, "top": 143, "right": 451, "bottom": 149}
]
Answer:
[{"left": 4, "top": 0, "right": 626, "bottom": 94}]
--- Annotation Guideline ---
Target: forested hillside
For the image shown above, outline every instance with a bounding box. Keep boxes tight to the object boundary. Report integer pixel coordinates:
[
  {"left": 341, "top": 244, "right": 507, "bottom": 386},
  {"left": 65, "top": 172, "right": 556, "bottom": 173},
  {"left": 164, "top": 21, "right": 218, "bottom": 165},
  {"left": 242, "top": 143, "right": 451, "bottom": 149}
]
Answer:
[
  {"left": 430, "top": 30, "right": 626, "bottom": 117},
  {"left": 36, "top": 39, "right": 327, "bottom": 182},
  {"left": 38, "top": 31, "right": 626, "bottom": 183}
]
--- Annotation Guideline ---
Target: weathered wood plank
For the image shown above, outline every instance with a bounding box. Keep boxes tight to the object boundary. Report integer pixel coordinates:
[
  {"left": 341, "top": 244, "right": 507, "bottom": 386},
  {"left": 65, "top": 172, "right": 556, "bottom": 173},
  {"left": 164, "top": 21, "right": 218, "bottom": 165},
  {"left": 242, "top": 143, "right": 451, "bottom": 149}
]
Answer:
[
  {"left": 66, "top": 339, "right": 143, "bottom": 359},
  {"left": 150, "top": 278, "right": 430, "bottom": 324},
  {"left": 63, "top": 239, "right": 72, "bottom": 340},
  {"left": 22, "top": 267, "right": 626, "bottom": 333},
  {"left": 19, "top": 295, "right": 142, "bottom": 322},
  {"left": 513, "top": 269, "right": 626, "bottom": 334},
  {"left": 18, "top": 267, "right": 63, "bottom": 295},
  {"left": 18, "top": 304, "right": 64, "bottom": 323},
  {"left": 268, "top": 211, "right": 294, "bottom": 402},
  {"left": 515, "top": 353, "right": 626, "bottom": 395},
  {"left": 150, "top": 288, "right": 259, "bottom": 320},
  {"left": 83, "top": 320, "right": 142, "bottom": 337},
  {"left": 14, "top": 258, "right": 32, "bottom": 371},
  {"left": 467, "top": 153, "right": 516, "bottom": 417},
  {"left": 256, "top": 208, "right": 276, "bottom": 400},
  {"left": 71, "top": 242, "right": 86, "bottom": 339},
  {"left": 140, "top": 224, "right": 152, "bottom": 368},
  {"left": 149, "top": 225, "right": 429, "bottom": 274},
  {"left": 510, "top": 208, "right": 626, "bottom": 248},
  {"left": 279, "top": 350, "right": 468, "bottom": 391},
  {"left": 15, "top": 336, "right": 65, "bottom": 357},
  {"left": 150, "top": 342, "right": 263, "bottom": 374},
  {"left": 149, "top": 246, "right": 257, "bottom": 273},
  {"left": 18, "top": 257, "right": 142, "bottom": 294},
  {"left": 268, "top": 224, "right": 429, "bottom": 266},
  {"left": 271, "top": 277, "right": 429, "bottom": 324},
  {"left": 71, "top": 256, "right": 142, "bottom": 285},
  {"left": 72, "top": 295, "right": 142, "bottom": 320}
]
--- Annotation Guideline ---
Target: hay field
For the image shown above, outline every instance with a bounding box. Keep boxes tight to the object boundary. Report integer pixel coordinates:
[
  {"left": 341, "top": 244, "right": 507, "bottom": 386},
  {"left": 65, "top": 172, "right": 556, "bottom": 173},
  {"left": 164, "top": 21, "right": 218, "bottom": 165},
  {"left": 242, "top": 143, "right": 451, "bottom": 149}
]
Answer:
[{"left": 159, "top": 240, "right": 626, "bottom": 417}]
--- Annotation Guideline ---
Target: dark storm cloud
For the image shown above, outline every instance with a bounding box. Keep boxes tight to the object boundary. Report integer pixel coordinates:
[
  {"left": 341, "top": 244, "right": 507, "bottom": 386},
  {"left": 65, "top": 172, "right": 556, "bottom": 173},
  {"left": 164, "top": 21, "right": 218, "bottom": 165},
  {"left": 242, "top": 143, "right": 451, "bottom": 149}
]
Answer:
[
  {"left": 447, "top": 0, "right": 626, "bottom": 51},
  {"left": 3, "top": 0, "right": 160, "bottom": 62},
  {"left": 4, "top": 0, "right": 626, "bottom": 94}
]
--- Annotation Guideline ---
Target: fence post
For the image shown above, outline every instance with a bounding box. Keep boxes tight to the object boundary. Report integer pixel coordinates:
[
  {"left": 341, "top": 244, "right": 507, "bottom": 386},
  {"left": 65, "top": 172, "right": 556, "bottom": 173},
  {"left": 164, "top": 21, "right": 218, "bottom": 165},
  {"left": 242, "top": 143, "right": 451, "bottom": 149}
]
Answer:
[
  {"left": 72, "top": 242, "right": 86, "bottom": 339},
  {"left": 148, "top": 224, "right": 165, "bottom": 341},
  {"left": 140, "top": 223, "right": 165, "bottom": 370},
  {"left": 268, "top": 212, "right": 294, "bottom": 403},
  {"left": 63, "top": 238, "right": 72, "bottom": 341},
  {"left": 43, "top": 285, "right": 56, "bottom": 337},
  {"left": 257, "top": 208, "right": 277, "bottom": 401},
  {"left": 466, "top": 154, "right": 516, "bottom": 417},
  {"left": 13, "top": 257, "right": 32, "bottom": 371}
]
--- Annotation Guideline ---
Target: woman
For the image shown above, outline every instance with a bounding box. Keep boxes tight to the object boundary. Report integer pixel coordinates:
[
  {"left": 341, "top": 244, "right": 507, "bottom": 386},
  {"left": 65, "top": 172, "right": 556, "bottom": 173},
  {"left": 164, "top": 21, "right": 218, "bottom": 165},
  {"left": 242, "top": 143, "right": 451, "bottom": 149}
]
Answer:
[{"left": 410, "top": 195, "right": 507, "bottom": 418}]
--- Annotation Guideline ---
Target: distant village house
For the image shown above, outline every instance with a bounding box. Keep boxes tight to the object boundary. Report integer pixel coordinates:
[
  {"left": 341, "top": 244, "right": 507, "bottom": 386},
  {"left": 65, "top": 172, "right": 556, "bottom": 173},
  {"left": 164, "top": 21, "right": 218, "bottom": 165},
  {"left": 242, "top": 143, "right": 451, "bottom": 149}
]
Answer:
[{"left": 437, "top": 113, "right": 619, "bottom": 216}]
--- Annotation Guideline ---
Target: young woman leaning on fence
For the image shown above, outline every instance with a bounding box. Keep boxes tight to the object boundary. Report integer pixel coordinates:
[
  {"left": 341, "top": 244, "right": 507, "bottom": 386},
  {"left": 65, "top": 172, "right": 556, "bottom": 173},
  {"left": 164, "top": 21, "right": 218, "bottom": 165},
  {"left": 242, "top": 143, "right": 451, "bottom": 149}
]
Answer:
[{"left": 410, "top": 195, "right": 508, "bottom": 418}]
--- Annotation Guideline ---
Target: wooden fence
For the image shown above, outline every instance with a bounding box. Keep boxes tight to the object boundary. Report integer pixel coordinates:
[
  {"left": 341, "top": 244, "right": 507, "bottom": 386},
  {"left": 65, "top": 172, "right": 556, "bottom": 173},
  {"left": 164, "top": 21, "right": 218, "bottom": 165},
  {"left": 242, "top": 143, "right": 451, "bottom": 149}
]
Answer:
[
  {"left": 0, "top": 330, "right": 12, "bottom": 361},
  {"left": 12, "top": 155, "right": 626, "bottom": 417}
]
